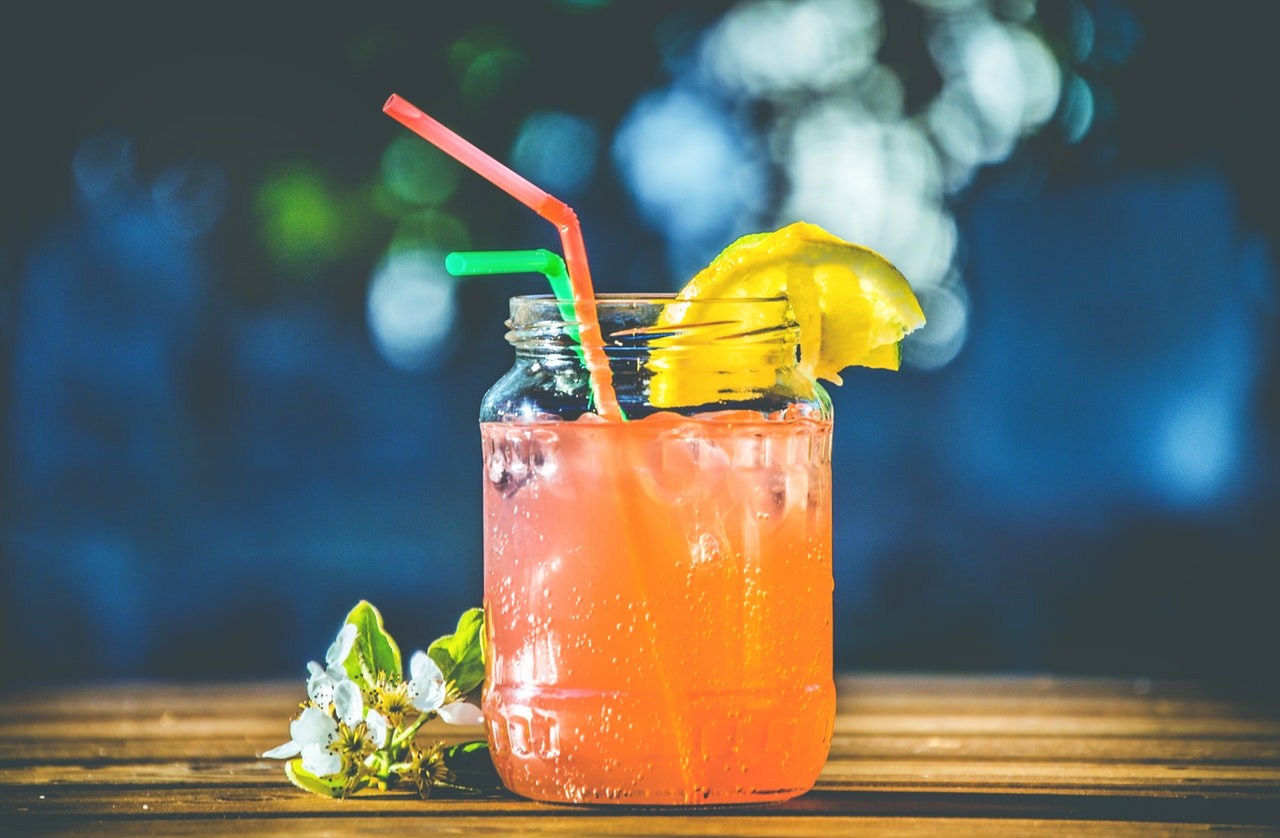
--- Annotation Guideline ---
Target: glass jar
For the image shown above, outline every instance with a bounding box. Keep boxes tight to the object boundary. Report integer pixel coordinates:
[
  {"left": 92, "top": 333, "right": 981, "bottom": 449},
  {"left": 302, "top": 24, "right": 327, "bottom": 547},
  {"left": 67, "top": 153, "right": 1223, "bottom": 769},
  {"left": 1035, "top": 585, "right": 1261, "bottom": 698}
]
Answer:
[{"left": 480, "top": 294, "right": 834, "bottom": 806}]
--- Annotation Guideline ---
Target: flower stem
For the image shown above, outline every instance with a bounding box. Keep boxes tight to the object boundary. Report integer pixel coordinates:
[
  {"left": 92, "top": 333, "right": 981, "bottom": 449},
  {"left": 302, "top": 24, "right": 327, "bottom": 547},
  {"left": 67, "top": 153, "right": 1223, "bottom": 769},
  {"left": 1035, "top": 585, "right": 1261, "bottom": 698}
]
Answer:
[{"left": 390, "top": 711, "right": 434, "bottom": 750}]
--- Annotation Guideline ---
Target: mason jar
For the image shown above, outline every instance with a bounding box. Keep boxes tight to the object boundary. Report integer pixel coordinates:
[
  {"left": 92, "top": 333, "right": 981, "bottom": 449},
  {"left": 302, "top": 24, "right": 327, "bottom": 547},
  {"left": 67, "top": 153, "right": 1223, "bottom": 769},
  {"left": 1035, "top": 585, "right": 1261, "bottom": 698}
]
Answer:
[{"left": 480, "top": 294, "right": 834, "bottom": 806}]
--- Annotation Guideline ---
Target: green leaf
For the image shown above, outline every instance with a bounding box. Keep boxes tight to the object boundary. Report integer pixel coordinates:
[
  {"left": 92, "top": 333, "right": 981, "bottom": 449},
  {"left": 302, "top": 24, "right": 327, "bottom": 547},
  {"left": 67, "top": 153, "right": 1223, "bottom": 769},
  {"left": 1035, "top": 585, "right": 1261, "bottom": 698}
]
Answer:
[
  {"left": 284, "top": 759, "right": 346, "bottom": 798},
  {"left": 342, "top": 601, "right": 403, "bottom": 686},
  {"left": 427, "top": 607, "right": 486, "bottom": 696},
  {"left": 435, "top": 740, "right": 506, "bottom": 796}
]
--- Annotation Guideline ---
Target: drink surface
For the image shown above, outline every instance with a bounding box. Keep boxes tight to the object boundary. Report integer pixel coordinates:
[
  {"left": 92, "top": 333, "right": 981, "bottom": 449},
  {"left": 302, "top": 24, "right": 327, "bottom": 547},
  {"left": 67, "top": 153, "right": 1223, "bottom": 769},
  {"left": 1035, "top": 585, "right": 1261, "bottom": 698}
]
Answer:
[{"left": 482, "top": 410, "right": 835, "bottom": 805}]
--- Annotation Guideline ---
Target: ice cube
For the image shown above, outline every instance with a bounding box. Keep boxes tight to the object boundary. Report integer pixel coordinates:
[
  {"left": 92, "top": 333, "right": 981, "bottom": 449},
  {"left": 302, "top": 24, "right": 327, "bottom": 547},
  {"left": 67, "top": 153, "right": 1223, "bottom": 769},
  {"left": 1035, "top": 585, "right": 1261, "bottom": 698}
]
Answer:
[
  {"left": 635, "top": 422, "right": 731, "bottom": 505},
  {"left": 485, "top": 430, "right": 533, "bottom": 497},
  {"left": 485, "top": 425, "right": 573, "bottom": 499}
]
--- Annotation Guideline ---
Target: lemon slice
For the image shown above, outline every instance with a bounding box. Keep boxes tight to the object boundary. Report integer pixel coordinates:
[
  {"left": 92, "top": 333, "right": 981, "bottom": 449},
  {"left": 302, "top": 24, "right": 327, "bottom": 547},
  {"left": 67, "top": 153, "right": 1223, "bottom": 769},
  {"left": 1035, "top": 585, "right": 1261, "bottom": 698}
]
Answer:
[{"left": 649, "top": 222, "right": 925, "bottom": 407}]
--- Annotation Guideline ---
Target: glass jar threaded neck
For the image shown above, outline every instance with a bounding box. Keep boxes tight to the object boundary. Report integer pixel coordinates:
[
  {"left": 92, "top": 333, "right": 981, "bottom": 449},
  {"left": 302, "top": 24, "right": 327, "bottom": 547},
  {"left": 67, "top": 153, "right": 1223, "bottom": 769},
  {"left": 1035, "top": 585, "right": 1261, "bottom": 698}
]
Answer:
[
  {"left": 506, "top": 294, "right": 799, "bottom": 359},
  {"left": 483, "top": 294, "right": 826, "bottom": 421}
]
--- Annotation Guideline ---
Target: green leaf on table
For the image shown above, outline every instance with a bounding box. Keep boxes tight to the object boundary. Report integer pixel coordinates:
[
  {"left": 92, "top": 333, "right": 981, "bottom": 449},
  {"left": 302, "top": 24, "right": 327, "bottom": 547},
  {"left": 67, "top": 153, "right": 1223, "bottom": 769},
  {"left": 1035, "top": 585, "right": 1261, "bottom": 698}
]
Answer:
[
  {"left": 435, "top": 740, "right": 506, "bottom": 796},
  {"left": 427, "top": 607, "right": 485, "bottom": 695},
  {"left": 285, "top": 759, "right": 346, "bottom": 798},
  {"left": 342, "top": 600, "right": 403, "bottom": 686}
]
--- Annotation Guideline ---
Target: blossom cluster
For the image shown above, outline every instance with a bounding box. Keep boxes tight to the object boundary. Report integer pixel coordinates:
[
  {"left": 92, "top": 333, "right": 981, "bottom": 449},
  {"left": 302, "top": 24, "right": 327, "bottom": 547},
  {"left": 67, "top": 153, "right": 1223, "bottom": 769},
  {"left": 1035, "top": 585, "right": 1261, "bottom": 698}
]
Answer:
[{"left": 261, "top": 603, "right": 497, "bottom": 798}]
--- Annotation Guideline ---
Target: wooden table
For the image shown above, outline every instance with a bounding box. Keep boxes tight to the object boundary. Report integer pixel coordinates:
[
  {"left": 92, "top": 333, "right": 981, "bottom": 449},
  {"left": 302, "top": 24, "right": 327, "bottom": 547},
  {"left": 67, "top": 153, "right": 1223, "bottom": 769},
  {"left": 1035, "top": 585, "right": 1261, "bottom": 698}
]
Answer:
[{"left": 3, "top": 674, "right": 1278, "bottom": 835}]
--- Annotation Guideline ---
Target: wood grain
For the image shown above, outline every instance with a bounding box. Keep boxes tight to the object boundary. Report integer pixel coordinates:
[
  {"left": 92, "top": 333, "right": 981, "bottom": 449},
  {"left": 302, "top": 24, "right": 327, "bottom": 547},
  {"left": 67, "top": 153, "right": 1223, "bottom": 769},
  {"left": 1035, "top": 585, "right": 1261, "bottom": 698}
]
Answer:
[{"left": 2, "top": 675, "right": 1277, "bottom": 835}]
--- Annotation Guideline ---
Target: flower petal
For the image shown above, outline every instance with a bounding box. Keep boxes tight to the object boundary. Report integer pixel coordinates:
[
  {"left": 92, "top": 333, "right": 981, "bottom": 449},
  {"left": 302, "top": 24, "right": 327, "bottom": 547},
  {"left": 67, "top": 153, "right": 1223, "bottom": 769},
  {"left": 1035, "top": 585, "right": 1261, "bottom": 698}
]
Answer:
[
  {"left": 438, "top": 701, "right": 485, "bottom": 726},
  {"left": 291, "top": 706, "right": 338, "bottom": 746},
  {"left": 262, "top": 740, "right": 302, "bottom": 760},
  {"left": 409, "top": 650, "right": 443, "bottom": 682},
  {"left": 307, "top": 673, "right": 336, "bottom": 710},
  {"left": 366, "top": 708, "right": 388, "bottom": 748},
  {"left": 407, "top": 651, "right": 447, "bottom": 712},
  {"left": 300, "top": 741, "right": 342, "bottom": 777},
  {"left": 332, "top": 680, "right": 364, "bottom": 728},
  {"left": 326, "top": 623, "right": 358, "bottom": 669}
]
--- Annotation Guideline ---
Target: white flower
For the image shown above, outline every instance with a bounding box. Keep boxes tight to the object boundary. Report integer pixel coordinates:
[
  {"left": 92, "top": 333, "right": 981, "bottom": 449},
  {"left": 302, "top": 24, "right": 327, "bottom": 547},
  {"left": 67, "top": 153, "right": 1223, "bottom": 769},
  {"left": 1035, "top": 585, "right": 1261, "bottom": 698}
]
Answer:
[
  {"left": 405, "top": 651, "right": 445, "bottom": 712},
  {"left": 405, "top": 650, "right": 485, "bottom": 725},
  {"left": 262, "top": 706, "right": 341, "bottom": 776},
  {"left": 263, "top": 665, "right": 370, "bottom": 777},
  {"left": 306, "top": 623, "right": 357, "bottom": 710}
]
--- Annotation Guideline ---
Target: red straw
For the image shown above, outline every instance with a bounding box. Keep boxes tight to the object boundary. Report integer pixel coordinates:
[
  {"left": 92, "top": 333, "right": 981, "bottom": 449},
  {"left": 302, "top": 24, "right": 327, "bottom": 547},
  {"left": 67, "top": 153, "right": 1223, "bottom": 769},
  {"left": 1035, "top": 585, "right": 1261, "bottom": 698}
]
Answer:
[{"left": 383, "top": 94, "right": 621, "bottom": 420}]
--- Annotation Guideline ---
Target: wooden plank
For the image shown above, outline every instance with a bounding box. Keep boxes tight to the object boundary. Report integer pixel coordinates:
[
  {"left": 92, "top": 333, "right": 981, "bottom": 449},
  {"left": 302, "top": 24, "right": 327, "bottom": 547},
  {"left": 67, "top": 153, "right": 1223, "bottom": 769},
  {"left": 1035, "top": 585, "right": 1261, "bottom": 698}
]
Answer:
[
  {"left": 833, "top": 715, "right": 1280, "bottom": 738},
  {"left": 10, "top": 815, "right": 1280, "bottom": 838},
  {"left": 818, "top": 758, "right": 1280, "bottom": 794},
  {"left": 13, "top": 714, "right": 1275, "bottom": 752},
  {"left": 5, "top": 788, "right": 1279, "bottom": 832},
  {"left": 7, "top": 675, "right": 1268, "bottom": 717},
  {"left": 830, "top": 734, "right": 1280, "bottom": 762},
  {"left": 0, "top": 683, "right": 300, "bottom": 719},
  {"left": 0, "top": 718, "right": 486, "bottom": 745},
  {"left": 836, "top": 675, "right": 1279, "bottom": 719},
  {"left": 3, "top": 757, "right": 1278, "bottom": 798},
  {"left": 8, "top": 678, "right": 1274, "bottom": 730},
  {"left": 5, "top": 733, "right": 1277, "bottom": 772}
]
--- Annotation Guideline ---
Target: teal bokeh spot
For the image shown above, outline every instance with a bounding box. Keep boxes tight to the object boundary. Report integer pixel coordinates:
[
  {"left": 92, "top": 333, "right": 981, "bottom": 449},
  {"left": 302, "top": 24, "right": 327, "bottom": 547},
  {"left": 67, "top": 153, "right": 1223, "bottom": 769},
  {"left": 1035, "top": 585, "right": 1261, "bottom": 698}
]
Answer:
[{"left": 382, "top": 134, "right": 462, "bottom": 206}]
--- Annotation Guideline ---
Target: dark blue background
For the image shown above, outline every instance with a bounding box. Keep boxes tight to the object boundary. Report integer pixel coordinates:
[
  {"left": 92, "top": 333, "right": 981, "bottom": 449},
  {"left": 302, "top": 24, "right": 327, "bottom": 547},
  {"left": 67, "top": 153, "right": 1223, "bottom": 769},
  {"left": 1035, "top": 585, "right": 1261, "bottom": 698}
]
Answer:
[{"left": 2, "top": 1, "right": 1276, "bottom": 692}]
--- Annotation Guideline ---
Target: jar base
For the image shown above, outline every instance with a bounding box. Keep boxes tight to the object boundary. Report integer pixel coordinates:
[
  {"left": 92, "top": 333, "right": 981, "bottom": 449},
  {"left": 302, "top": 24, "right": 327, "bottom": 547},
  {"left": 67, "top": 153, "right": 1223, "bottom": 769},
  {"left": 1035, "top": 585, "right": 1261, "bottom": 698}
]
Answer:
[
  {"left": 485, "top": 684, "right": 834, "bottom": 806},
  {"left": 505, "top": 783, "right": 813, "bottom": 808}
]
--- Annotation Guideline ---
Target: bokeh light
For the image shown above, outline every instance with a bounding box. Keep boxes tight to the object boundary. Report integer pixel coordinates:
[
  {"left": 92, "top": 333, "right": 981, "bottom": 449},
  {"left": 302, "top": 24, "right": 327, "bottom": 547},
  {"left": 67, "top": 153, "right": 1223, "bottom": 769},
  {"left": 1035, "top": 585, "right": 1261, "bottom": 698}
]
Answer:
[
  {"left": 151, "top": 159, "right": 229, "bottom": 240},
  {"left": 449, "top": 28, "right": 528, "bottom": 104},
  {"left": 612, "top": 87, "right": 767, "bottom": 282},
  {"left": 1155, "top": 391, "right": 1245, "bottom": 510},
  {"left": 510, "top": 111, "right": 601, "bottom": 199},
  {"left": 72, "top": 131, "right": 135, "bottom": 205},
  {"left": 1058, "top": 74, "right": 1096, "bottom": 144},
  {"left": 703, "top": 0, "right": 882, "bottom": 97},
  {"left": 366, "top": 248, "right": 458, "bottom": 373},
  {"left": 255, "top": 165, "right": 348, "bottom": 275},
  {"left": 382, "top": 134, "right": 463, "bottom": 207}
]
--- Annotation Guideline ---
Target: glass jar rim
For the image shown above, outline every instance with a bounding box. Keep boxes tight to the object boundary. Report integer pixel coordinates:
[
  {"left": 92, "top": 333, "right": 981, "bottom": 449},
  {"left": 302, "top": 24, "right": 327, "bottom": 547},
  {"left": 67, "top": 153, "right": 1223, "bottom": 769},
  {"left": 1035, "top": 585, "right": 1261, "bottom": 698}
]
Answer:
[
  {"left": 507, "top": 293, "right": 798, "bottom": 332},
  {"left": 506, "top": 293, "right": 800, "bottom": 353},
  {"left": 509, "top": 292, "right": 792, "bottom": 305}
]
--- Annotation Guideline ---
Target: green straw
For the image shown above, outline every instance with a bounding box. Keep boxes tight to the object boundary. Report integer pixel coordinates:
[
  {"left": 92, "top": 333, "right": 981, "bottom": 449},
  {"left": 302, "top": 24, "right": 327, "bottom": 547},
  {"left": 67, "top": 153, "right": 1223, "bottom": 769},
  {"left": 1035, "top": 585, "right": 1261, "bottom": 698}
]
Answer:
[
  {"left": 445, "top": 249, "right": 578, "bottom": 341},
  {"left": 446, "top": 249, "right": 626, "bottom": 419}
]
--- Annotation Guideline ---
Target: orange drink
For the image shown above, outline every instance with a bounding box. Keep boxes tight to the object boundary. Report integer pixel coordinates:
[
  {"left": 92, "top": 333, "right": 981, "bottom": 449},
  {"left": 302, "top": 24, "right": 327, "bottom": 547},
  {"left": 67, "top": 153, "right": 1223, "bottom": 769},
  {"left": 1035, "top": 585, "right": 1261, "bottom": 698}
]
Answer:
[
  {"left": 482, "top": 412, "right": 834, "bottom": 804},
  {"left": 481, "top": 295, "right": 834, "bottom": 805}
]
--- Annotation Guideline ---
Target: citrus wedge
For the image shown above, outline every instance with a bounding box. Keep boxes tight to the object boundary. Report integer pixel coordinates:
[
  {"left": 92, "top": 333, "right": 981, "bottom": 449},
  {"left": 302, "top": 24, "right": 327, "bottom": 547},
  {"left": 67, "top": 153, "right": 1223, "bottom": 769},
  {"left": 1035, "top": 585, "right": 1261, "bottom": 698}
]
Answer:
[{"left": 649, "top": 222, "right": 925, "bottom": 407}]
